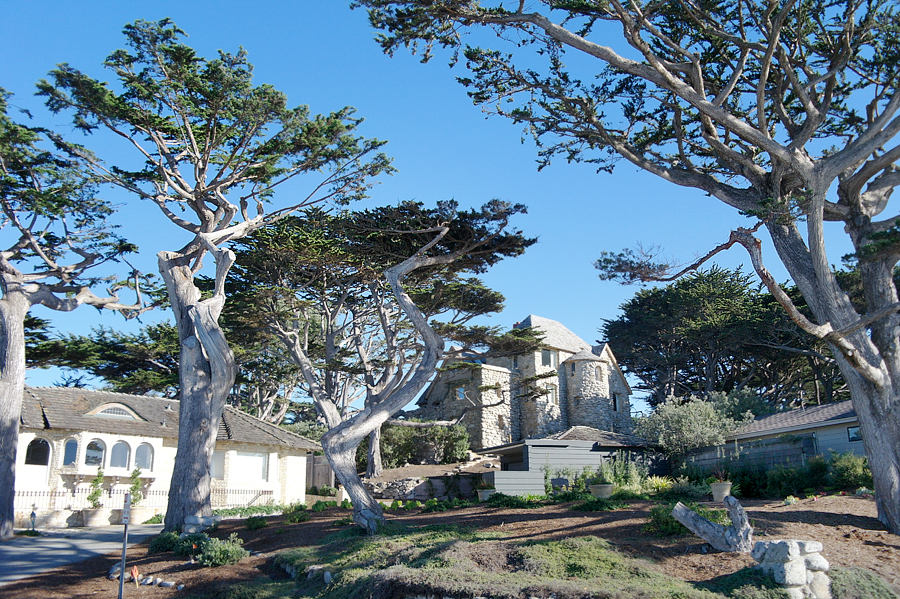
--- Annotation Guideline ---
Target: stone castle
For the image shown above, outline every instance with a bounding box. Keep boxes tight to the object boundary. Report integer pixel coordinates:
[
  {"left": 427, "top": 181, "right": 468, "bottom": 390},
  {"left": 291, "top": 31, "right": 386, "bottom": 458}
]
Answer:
[{"left": 413, "top": 315, "right": 632, "bottom": 450}]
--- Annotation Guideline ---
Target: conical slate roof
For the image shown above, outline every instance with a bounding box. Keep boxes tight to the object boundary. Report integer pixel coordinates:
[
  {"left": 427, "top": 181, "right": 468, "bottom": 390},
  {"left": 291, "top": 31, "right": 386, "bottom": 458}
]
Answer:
[
  {"left": 564, "top": 349, "right": 604, "bottom": 363},
  {"left": 515, "top": 315, "right": 592, "bottom": 353}
]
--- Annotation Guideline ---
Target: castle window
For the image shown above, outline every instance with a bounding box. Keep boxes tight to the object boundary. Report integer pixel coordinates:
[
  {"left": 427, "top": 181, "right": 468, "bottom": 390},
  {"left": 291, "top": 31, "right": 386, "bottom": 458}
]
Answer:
[
  {"left": 545, "top": 384, "right": 558, "bottom": 405},
  {"left": 498, "top": 415, "right": 506, "bottom": 429},
  {"left": 541, "top": 349, "right": 558, "bottom": 368},
  {"left": 574, "top": 396, "right": 581, "bottom": 406},
  {"left": 513, "top": 356, "right": 518, "bottom": 369},
  {"left": 456, "top": 387, "right": 466, "bottom": 401},
  {"left": 596, "top": 366, "right": 603, "bottom": 380},
  {"left": 571, "top": 363, "right": 576, "bottom": 374},
  {"left": 612, "top": 393, "right": 620, "bottom": 412}
]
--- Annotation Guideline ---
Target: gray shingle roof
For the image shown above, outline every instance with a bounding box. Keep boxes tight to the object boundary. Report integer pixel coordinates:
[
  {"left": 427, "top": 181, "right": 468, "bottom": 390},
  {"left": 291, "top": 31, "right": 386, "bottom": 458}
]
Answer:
[
  {"left": 544, "top": 426, "right": 653, "bottom": 447},
  {"left": 21, "top": 386, "right": 319, "bottom": 451},
  {"left": 732, "top": 400, "right": 857, "bottom": 439},
  {"left": 515, "top": 315, "right": 592, "bottom": 353}
]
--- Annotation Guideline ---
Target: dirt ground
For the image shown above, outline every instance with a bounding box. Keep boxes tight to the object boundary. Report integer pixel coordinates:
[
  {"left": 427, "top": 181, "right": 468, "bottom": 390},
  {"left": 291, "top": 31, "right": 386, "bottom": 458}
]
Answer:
[{"left": 4, "top": 463, "right": 899, "bottom": 598}]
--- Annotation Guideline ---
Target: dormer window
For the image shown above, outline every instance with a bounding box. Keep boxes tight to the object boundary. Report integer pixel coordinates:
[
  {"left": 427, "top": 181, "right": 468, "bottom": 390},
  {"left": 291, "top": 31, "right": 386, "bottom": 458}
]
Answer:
[{"left": 87, "top": 403, "right": 143, "bottom": 420}]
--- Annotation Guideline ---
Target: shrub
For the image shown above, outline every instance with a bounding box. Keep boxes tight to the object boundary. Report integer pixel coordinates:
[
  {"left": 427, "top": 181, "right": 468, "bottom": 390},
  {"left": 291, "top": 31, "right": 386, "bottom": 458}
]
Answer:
[
  {"left": 645, "top": 502, "right": 730, "bottom": 537},
  {"left": 86, "top": 468, "right": 105, "bottom": 509},
  {"left": 128, "top": 467, "right": 144, "bottom": 506},
  {"left": 174, "top": 533, "right": 210, "bottom": 557},
  {"left": 285, "top": 510, "right": 310, "bottom": 524},
  {"left": 611, "top": 489, "right": 649, "bottom": 500},
  {"left": 197, "top": 533, "right": 250, "bottom": 567},
  {"left": 643, "top": 475, "right": 674, "bottom": 494},
  {"left": 548, "top": 490, "right": 592, "bottom": 503},
  {"left": 143, "top": 513, "right": 163, "bottom": 524},
  {"left": 245, "top": 516, "right": 268, "bottom": 530},
  {"left": 729, "top": 465, "right": 768, "bottom": 498},
  {"left": 830, "top": 566, "right": 900, "bottom": 599},
  {"left": 389, "top": 500, "right": 404, "bottom": 510},
  {"left": 311, "top": 500, "right": 337, "bottom": 512},
  {"left": 830, "top": 451, "right": 873, "bottom": 490},
  {"left": 656, "top": 476, "right": 709, "bottom": 501},
  {"left": 485, "top": 493, "right": 543, "bottom": 509},
  {"left": 340, "top": 499, "right": 352, "bottom": 509},
  {"left": 404, "top": 500, "right": 421, "bottom": 509},
  {"left": 149, "top": 531, "right": 180, "bottom": 553},
  {"left": 355, "top": 422, "right": 470, "bottom": 470},
  {"left": 317, "top": 485, "right": 337, "bottom": 497},
  {"left": 307, "top": 486, "right": 318, "bottom": 496}
]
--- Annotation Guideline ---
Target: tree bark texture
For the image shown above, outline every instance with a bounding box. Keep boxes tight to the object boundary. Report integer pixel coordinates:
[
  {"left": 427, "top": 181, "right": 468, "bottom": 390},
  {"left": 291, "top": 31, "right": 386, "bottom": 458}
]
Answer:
[
  {"left": 322, "top": 427, "right": 384, "bottom": 534},
  {"left": 0, "top": 289, "right": 28, "bottom": 541},
  {"left": 366, "top": 426, "right": 383, "bottom": 479},
  {"left": 672, "top": 496, "right": 753, "bottom": 553},
  {"left": 160, "top": 253, "right": 238, "bottom": 531}
]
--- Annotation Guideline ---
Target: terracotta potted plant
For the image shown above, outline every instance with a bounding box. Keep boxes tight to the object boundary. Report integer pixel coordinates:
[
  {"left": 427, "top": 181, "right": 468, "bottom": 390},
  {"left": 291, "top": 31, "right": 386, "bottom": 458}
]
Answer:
[
  {"left": 82, "top": 468, "right": 111, "bottom": 527},
  {"left": 709, "top": 467, "right": 733, "bottom": 502},
  {"left": 589, "top": 465, "right": 615, "bottom": 498}
]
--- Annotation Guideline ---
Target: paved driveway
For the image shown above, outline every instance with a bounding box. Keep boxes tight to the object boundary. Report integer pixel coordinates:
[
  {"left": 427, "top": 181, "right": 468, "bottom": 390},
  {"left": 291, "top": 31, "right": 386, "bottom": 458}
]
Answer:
[{"left": 0, "top": 524, "right": 163, "bottom": 585}]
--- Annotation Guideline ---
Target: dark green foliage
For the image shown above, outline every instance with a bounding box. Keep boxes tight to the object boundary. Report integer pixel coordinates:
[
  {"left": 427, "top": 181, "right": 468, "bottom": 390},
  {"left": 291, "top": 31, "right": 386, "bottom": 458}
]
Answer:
[
  {"left": 197, "top": 533, "right": 250, "bottom": 567},
  {"left": 420, "top": 498, "right": 471, "bottom": 512},
  {"left": 571, "top": 498, "right": 626, "bottom": 512},
  {"left": 174, "top": 533, "right": 210, "bottom": 557},
  {"left": 14, "top": 530, "right": 40, "bottom": 537},
  {"left": 645, "top": 502, "right": 730, "bottom": 537},
  {"left": 830, "top": 566, "right": 900, "bottom": 599},
  {"left": 312, "top": 501, "right": 338, "bottom": 512},
  {"left": 317, "top": 485, "right": 337, "bottom": 497},
  {"left": 484, "top": 493, "right": 544, "bottom": 509},
  {"left": 765, "top": 458, "right": 829, "bottom": 498},
  {"left": 700, "top": 567, "right": 790, "bottom": 598},
  {"left": 149, "top": 531, "right": 181, "bottom": 553},
  {"left": 356, "top": 422, "right": 470, "bottom": 470},
  {"left": 830, "top": 452, "right": 874, "bottom": 490},
  {"left": 611, "top": 489, "right": 650, "bottom": 501},
  {"left": 245, "top": 516, "right": 268, "bottom": 530},
  {"left": 285, "top": 511, "right": 311, "bottom": 524},
  {"left": 143, "top": 513, "right": 163, "bottom": 524},
  {"left": 547, "top": 490, "right": 592, "bottom": 503},
  {"left": 729, "top": 466, "right": 770, "bottom": 499}
]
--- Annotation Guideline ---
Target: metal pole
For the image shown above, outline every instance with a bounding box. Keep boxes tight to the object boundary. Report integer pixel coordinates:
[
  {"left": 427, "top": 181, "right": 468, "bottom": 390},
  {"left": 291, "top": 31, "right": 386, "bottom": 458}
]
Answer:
[{"left": 118, "top": 492, "right": 131, "bottom": 599}]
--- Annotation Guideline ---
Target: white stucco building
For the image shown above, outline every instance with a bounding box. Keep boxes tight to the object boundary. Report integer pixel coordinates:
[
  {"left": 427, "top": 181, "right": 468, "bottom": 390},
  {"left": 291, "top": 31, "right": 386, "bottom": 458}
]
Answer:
[{"left": 16, "top": 386, "right": 319, "bottom": 526}]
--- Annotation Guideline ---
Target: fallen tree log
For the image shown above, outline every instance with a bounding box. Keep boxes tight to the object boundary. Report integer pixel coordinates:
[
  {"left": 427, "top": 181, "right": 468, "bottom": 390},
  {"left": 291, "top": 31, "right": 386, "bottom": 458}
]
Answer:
[{"left": 672, "top": 495, "right": 753, "bottom": 553}]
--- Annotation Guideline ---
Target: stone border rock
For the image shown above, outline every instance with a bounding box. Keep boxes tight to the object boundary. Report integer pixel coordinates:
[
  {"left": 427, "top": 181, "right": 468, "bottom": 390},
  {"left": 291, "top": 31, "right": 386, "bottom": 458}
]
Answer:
[{"left": 752, "top": 539, "right": 831, "bottom": 599}]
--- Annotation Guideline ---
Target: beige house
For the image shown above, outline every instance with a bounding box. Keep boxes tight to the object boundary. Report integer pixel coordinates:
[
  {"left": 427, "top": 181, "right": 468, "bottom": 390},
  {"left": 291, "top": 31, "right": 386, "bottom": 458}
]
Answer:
[
  {"left": 17, "top": 386, "right": 319, "bottom": 526},
  {"left": 414, "top": 315, "right": 633, "bottom": 450}
]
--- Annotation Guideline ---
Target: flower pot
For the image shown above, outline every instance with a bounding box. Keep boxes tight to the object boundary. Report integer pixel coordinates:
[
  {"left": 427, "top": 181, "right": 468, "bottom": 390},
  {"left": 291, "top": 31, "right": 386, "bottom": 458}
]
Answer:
[
  {"left": 82, "top": 508, "right": 112, "bottom": 527},
  {"left": 710, "top": 482, "right": 733, "bottom": 502},
  {"left": 589, "top": 484, "right": 615, "bottom": 499},
  {"left": 477, "top": 489, "right": 496, "bottom": 502}
]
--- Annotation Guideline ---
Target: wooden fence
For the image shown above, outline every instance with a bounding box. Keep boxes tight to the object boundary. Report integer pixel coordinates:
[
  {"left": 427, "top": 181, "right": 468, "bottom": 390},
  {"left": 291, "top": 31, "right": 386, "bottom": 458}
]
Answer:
[
  {"left": 680, "top": 434, "right": 817, "bottom": 473},
  {"left": 306, "top": 454, "right": 334, "bottom": 490}
]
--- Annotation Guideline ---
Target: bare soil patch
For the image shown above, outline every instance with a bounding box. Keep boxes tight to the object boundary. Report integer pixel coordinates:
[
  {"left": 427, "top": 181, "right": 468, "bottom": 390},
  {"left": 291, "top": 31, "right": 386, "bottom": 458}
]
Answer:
[{"left": 3, "top": 467, "right": 898, "bottom": 598}]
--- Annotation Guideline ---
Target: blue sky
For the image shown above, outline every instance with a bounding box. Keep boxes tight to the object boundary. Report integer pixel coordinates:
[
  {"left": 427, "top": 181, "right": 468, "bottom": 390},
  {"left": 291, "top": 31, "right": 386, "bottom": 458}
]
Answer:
[{"left": 2, "top": 2, "right": 821, "bottom": 410}]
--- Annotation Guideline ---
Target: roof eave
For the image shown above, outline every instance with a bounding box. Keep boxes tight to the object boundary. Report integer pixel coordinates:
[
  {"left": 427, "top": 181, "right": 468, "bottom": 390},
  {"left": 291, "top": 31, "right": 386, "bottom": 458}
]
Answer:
[{"left": 730, "top": 416, "right": 859, "bottom": 440}]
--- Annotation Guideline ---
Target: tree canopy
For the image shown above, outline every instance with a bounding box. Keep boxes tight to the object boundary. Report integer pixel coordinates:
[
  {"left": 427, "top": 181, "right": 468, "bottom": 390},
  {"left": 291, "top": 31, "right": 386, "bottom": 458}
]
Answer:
[
  {"left": 603, "top": 267, "right": 847, "bottom": 407},
  {"left": 357, "top": 0, "right": 900, "bottom": 533},
  {"left": 38, "top": 18, "right": 393, "bottom": 530}
]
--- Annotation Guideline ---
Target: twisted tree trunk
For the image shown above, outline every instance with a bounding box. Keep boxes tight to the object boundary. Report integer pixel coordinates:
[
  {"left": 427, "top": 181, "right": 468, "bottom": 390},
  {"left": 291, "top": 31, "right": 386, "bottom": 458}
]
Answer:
[{"left": 161, "top": 252, "right": 238, "bottom": 531}]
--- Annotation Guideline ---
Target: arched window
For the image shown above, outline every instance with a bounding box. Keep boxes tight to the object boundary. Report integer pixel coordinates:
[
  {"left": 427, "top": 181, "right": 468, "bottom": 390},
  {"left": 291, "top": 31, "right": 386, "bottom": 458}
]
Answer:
[
  {"left": 85, "top": 439, "right": 105, "bottom": 467},
  {"left": 135, "top": 443, "right": 154, "bottom": 471},
  {"left": 110, "top": 441, "right": 130, "bottom": 468},
  {"left": 24, "top": 438, "right": 51, "bottom": 465},
  {"left": 63, "top": 439, "right": 78, "bottom": 466}
]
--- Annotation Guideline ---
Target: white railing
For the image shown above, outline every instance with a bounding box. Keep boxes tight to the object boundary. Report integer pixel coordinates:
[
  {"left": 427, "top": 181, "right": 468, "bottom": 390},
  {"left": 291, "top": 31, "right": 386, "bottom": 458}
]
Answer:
[{"left": 14, "top": 488, "right": 274, "bottom": 511}]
